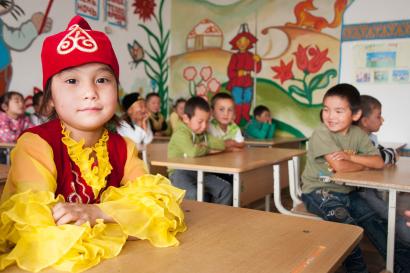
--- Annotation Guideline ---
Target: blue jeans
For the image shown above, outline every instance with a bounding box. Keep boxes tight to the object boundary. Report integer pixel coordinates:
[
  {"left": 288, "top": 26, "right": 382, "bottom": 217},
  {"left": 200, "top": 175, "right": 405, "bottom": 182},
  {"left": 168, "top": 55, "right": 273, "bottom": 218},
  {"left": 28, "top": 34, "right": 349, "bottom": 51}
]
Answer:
[
  {"left": 170, "top": 170, "right": 232, "bottom": 205},
  {"left": 232, "top": 86, "right": 253, "bottom": 104},
  {"left": 302, "top": 190, "right": 410, "bottom": 273}
]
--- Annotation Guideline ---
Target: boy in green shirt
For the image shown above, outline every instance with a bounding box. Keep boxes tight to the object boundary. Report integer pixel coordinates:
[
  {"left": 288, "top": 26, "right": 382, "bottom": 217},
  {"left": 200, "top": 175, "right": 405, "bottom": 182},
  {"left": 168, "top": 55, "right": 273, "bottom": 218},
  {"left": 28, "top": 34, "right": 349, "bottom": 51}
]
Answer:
[
  {"left": 168, "top": 97, "right": 232, "bottom": 205},
  {"left": 244, "top": 105, "right": 276, "bottom": 139}
]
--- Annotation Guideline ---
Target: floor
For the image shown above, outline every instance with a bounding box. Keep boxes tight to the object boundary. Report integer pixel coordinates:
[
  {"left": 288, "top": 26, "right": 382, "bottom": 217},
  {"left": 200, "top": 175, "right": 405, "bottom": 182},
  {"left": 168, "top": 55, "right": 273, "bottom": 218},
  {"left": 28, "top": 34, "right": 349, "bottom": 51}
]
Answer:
[{"left": 247, "top": 191, "right": 386, "bottom": 273}]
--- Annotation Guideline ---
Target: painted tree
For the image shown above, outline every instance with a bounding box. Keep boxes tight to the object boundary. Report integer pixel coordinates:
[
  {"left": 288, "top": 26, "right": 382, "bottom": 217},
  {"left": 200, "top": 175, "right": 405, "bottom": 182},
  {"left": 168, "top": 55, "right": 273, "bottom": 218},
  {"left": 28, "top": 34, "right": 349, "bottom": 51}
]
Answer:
[{"left": 130, "top": 0, "right": 170, "bottom": 116}]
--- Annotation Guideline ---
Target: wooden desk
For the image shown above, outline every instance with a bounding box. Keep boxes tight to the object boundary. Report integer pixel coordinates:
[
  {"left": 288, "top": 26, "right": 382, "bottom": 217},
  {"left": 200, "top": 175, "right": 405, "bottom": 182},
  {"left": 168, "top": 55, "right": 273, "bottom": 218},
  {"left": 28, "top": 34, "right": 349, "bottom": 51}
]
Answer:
[
  {"left": 332, "top": 157, "right": 410, "bottom": 272},
  {"left": 0, "top": 142, "right": 15, "bottom": 165},
  {"left": 3, "top": 200, "right": 363, "bottom": 273},
  {"left": 245, "top": 137, "right": 307, "bottom": 149},
  {"left": 153, "top": 135, "right": 171, "bottom": 143},
  {"left": 148, "top": 143, "right": 305, "bottom": 208}
]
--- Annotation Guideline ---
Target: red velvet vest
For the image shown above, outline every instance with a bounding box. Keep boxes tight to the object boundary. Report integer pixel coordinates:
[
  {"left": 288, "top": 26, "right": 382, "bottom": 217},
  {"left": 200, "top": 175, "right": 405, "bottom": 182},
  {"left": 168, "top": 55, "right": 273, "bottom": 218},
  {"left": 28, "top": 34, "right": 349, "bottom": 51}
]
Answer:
[{"left": 25, "top": 119, "right": 127, "bottom": 204}]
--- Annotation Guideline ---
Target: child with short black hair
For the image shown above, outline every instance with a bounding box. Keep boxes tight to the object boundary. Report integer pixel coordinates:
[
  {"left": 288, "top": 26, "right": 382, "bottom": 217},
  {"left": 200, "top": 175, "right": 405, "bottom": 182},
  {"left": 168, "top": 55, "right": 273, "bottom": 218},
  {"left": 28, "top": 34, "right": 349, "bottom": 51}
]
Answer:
[
  {"left": 0, "top": 91, "right": 32, "bottom": 143},
  {"left": 30, "top": 91, "right": 53, "bottom": 125},
  {"left": 209, "top": 93, "right": 244, "bottom": 151},
  {"left": 357, "top": 94, "right": 410, "bottom": 245},
  {"left": 168, "top": 96, "right": 232, "bottom": 205},
  {"left": 301, "top": 83, "right": 410, "bottom": 272},
  {"left": 146, "top": 92, "right": 169, "bottom": 136},
  {"left": 244, "top": 105, "right": 276, "bottom": 139},
  {"left": 0, "top": 16, "right": 185, "bottom": 272}
]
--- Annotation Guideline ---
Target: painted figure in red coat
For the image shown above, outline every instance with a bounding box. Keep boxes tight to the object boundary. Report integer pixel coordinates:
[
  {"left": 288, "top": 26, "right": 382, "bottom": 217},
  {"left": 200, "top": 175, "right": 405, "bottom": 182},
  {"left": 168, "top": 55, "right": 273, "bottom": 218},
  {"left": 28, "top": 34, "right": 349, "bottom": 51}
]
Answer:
[{"left": 226, "top": 23, "right": 261, "bottom": 125}]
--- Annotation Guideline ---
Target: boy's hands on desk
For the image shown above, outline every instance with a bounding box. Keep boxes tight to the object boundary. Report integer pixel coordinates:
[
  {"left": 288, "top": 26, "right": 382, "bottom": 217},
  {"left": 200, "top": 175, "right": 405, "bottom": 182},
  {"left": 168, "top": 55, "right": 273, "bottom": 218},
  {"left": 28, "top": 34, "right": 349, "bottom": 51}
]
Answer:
[
  {"left": 52, "top": 203, "right": 114, "bottom": 226},
  {"left": 328, "top": 151, "right": 351, "bottom": 161}
]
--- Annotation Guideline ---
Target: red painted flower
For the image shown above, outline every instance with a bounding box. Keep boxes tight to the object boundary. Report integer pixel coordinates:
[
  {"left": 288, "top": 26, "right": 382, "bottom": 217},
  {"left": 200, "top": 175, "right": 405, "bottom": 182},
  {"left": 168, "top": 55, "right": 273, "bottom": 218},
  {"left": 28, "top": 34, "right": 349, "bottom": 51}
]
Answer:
[
  {"left": 307, "top": 46, "right": 330, "bottom": 74},
  {"left": 207, "top": 78, "right": 221, "bottom": 93},
  {"left": 195, "top": 83, "right": 207, "bottom": 96},
  {"left": 133, "top": 0, "right": 156, "bottom": 22},
  {"left": 200, "top": 66, "right": 212, "bottom": 81},
  {"left": 272, "top": 60, "right": 294, "bottom": 84},
  {"left": 183, "top": 66, "right": 197, "bottom": 81},
  {"left": 293, "top": 44, "right": 309, "bottom": 71}
]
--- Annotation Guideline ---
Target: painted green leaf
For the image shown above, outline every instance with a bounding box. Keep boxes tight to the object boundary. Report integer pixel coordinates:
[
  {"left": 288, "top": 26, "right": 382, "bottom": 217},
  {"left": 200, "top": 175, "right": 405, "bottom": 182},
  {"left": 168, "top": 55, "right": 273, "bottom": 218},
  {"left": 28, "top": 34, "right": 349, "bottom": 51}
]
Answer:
[
  {"left": 288, "top": 85, "right": 306, "bottom": 98},
  {"left": 308, "top": 69, "right": 337, "bottom": 91}
]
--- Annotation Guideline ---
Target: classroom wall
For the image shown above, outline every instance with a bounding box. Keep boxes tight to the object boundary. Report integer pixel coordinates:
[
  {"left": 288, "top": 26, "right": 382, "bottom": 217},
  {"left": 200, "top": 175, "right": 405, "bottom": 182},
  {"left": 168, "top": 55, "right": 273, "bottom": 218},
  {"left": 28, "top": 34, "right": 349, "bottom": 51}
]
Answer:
[
  {"left": 340, "top": 0, "right": 410, "bottom": 144},
  {"left": 2, "top": 0, "right": 170, "bottom": 110}
]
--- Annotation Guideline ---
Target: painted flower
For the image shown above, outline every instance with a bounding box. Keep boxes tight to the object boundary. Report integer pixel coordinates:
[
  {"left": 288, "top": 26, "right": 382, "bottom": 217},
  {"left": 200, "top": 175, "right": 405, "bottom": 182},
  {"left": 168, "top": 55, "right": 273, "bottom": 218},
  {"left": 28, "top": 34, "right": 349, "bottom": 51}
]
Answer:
[
  {"left": 132, "top": 0, "right": 156, "bottom": 22},
  {"left": 293, "top": 45, "right": 309, "bottom": 72},
  {"left": 195, "top": 83, "right": 207, "bottom": 96},
  {"left": 200, "top": 66, "right": 212, "bottom": 81},
  {"left": 272, "top": 60, "right": 294, "bottom": 84},
  {"left": 128, "top": 40, "right": 144, "bottom": 65},
  {"left": 307, "top": 46, "right": 330, "bottom": 74},
  {"left": 183, "top": 66, "right": 197, "bottom": 81},
  {"left": 207, "top": 78, "right": 220, "bottom": 93}
]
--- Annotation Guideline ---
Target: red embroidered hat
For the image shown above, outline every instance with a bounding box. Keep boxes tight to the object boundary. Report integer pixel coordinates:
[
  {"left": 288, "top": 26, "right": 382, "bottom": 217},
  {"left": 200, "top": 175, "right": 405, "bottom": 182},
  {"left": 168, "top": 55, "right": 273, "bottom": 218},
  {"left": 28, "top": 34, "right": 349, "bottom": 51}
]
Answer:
[{"left": 41, "top": 15, "right": 119, "bottom": 89}]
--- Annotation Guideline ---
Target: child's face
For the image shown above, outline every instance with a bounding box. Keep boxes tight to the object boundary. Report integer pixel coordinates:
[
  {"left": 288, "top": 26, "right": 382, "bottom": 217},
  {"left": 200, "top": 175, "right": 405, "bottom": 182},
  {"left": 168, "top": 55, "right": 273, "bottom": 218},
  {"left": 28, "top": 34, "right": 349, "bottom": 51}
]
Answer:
[
  {"left": 175, "top": 101, "right": 186, "bottom": 119},
  {"left": 322, "top": 95, "right": 361, "bottom": 134},
  {"left": 127, "top": 100, "right": 147, "bottom": 123},
  {"left": 212, "top": 98, "right": 235, "bottom": 126},
  {"left": 256, "top": 110, "right": 271, "bottom": 123},
  {"left": 183, "top": 108, "right": 210, "bottom": 134},
  {"left": 6, "top": 95, "right": 25, "bottom": 117},
  {"left": 146, "top": 96, "right": 161, "bottom": 113},
  {"left": 236, "top": 36, "right": 250, "bottom": 52},
  {"left": 50, "top": 63, "right": 117, "bottom": 132},
  {"left": 361, "top": 107, "right": 384, "bottom": 133}
]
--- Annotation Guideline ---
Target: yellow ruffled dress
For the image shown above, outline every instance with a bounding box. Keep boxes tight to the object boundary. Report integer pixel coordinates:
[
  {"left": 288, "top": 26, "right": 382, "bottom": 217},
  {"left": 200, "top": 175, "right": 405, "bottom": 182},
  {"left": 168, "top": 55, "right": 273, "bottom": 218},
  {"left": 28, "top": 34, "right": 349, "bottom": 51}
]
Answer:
[{"left": 0, "top": 127, "right": 186, "bottom": 272}]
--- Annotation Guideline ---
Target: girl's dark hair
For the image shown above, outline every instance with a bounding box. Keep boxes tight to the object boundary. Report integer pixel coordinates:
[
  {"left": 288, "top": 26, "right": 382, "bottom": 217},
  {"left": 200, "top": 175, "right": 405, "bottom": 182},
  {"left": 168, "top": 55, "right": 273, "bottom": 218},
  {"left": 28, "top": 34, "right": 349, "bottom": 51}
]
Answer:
[
  {"left": 0, "top": 91, "right": 24, "bottom": 112},
  {"left": 32, "top": 92, "right": 44, "bottom": 107},
  {"left": 253, "top": 105, "right": 270, "bottom": 117},
  {"left": 210, "top": 92, "right": 234, "bottom": 109},
  {"left": 174, "top": 98, "right": 186, "bottom": 108},
  {"left": 323, "top": 83, "right": 361, "bottom": 114},
  {"left": 40, "top": 78, "right": 120, "bottom": 131},
  {"left": 146, "top": 92, "right": 160, "bottom": 102},
  {"left": 184, "top": 96, "right": 210, "bottom": 118},
  {"left": 360, "top": 95, "right": 381, "bottom": 118}
]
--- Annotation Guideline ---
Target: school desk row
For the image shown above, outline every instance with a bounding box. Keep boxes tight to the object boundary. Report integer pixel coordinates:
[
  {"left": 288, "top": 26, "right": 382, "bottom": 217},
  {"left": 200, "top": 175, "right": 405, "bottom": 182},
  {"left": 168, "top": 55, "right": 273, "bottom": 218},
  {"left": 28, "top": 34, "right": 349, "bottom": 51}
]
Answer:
[{"left": 3, "top": 200, "right": 363, "bottom": 273}]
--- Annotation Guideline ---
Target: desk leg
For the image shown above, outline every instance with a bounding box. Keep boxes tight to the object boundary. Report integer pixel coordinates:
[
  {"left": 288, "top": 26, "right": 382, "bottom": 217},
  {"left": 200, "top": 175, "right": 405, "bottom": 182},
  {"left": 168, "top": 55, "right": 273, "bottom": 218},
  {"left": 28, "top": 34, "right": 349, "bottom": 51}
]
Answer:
[
  {"left": 6, "top": 148, "right": 10, "bottom": 166},
  {"left": 273, "top": 164, "right": 289, "bottom": 214},
  {"left": 233, "top": 173, "right": 240, "bottom": 207},
  {"left": 386, "top": 189, "right": 397, "bottom": 272},
  {"left": 197, "top": 171, "right": 204, "bottom": 202},
  {"left": 288, "top": 158, "right": 301, "bottom": 207}
]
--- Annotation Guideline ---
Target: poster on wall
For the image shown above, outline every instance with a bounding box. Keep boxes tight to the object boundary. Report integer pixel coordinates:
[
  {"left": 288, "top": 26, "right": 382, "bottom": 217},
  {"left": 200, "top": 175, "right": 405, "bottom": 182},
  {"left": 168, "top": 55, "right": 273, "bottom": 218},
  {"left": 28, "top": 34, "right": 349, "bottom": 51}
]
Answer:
[
  {"left": 353, "top": 40, "right": 410, "bottom": 84},
  {"left": 106, "top": 0, "right": 127, "bottom": 28},
  {"left": 75, "top": 0, "right": 100, "bottom": 20}
]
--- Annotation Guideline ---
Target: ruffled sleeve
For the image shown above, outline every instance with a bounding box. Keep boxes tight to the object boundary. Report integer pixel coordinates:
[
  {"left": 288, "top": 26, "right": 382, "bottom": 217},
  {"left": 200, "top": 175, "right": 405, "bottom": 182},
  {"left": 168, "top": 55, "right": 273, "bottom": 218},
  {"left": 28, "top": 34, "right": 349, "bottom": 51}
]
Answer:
[
  {"left": 98, "top": 174, "right": 186, "bottom": 247},
  {"left": 1, "top": 132, "right": 58, "bottom": 202}
]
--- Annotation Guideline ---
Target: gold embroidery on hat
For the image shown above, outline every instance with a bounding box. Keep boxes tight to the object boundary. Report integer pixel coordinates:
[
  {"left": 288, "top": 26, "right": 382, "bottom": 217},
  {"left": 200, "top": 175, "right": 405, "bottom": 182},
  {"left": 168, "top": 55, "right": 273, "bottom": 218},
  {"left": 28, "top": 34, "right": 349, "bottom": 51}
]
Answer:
[{"left": 57, "top": 24, "right": 98, "bottom": 55}]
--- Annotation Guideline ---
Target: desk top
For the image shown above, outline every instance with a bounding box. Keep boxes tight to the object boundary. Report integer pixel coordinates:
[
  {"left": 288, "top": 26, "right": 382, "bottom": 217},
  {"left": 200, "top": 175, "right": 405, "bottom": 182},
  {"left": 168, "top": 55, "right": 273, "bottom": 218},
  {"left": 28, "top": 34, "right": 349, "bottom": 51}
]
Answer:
[
  {"left": 244, "top": 137, "right": 307, "bottom": 146},
  {"left": 3, "top": 200, "right": 362, "bottom": 273},
  {"left": 148, "top": 143, "right": 306, "bottom": 173},
  {"left": 333, "top": 157, "right": 410, "bottom": 192},
  {"left": 0, "top": 164, "right": 9, "bottom": 183}
]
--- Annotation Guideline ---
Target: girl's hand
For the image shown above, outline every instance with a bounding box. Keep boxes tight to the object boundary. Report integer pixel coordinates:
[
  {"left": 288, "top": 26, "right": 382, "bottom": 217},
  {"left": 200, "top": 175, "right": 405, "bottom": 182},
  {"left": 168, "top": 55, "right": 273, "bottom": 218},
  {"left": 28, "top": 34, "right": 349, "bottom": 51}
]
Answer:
[
  {"left": 329, "top": 151, "right": 351, "bottom": 161},
  {"left": 52, "top": 202, "right": 113, "bottom": 226}
]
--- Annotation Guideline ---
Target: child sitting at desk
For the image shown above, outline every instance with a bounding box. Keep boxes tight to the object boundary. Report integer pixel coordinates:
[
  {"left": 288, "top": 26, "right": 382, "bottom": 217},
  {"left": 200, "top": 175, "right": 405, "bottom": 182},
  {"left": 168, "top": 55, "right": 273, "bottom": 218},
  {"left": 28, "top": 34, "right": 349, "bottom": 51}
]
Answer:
[
  {"left": 0, "top": 16, "right": 185, "bottom": 272},
  {"left": 244, "top": 105, "right": 276, "bottom": 139},
  {"left": 146, "top": 92, "right": 169, "bottom": 136},
  {"left": 301, "top": 84, "right": 410, "bottom": 272},
  {"left": 208, "top": 93, "right": 244, "bottom": 151},
  {"left": 117, "top": 92, "right": 153, "bottom": 145},
  {"left": 0, "top": 91, "right": 33, "bottom": 143},
  {"left": 168, "top": 98, "right": 186, "bottom": 132},
  {"left": 168, "top": 96, "right": 232, "bottom": 205},
  {"left": 357, "top": 95, "right": 410, "bottom": 245}
]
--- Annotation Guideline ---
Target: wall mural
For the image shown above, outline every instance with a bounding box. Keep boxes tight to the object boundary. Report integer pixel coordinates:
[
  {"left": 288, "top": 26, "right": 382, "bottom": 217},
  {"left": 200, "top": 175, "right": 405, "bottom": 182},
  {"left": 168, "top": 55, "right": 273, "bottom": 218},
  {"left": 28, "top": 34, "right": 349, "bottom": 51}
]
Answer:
[
  {"left": 0, "top": 0, "right": 52, "bottom": 96},
  {"left": 170, "top": 0, "right": 349, "bottom": 137},
  {"left": 128, "top": 0, "right": 169, "bottom": 116}
]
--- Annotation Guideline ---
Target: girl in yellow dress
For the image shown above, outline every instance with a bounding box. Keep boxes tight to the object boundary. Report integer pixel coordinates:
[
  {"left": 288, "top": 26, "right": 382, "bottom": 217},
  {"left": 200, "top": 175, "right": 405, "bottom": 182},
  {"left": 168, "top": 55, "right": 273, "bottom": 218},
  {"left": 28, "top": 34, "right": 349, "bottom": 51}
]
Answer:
[{"left": 0, "top": 15, "right": 185, "bottom": 272}]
